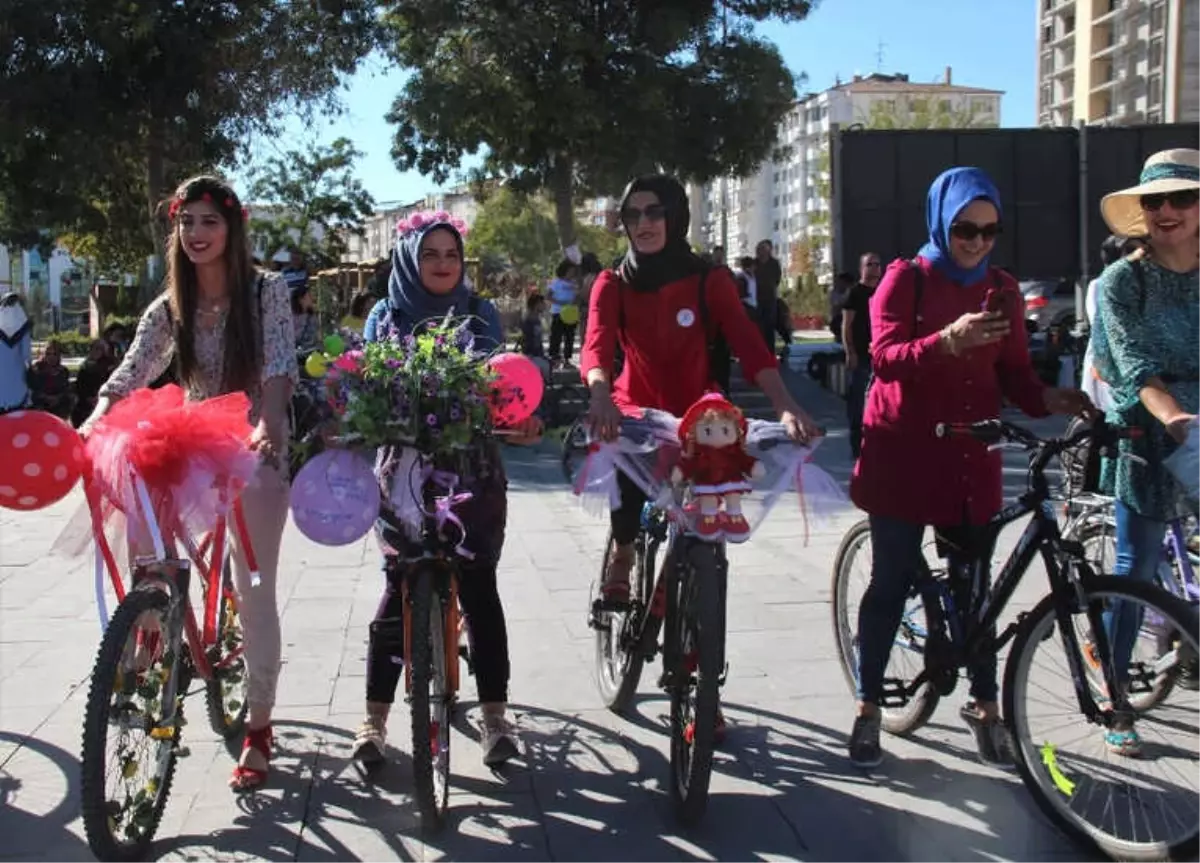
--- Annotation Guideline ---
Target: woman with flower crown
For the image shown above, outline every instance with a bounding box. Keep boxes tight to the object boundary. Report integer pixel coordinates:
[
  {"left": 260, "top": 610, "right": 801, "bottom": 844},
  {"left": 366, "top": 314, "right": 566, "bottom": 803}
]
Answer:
[
  {"left": 80, "top": 175, "right": 298, "bottom": 792},
  {"left": 354, "top": 211, "right": 542, "bottom": 769}
]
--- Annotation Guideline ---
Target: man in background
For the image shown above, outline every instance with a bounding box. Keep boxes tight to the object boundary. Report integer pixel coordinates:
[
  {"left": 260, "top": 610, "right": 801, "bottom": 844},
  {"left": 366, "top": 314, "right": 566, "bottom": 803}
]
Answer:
[
  {"left": 754, "top": 239, "right": 782, "bottom": 355},
  {"left": 841, "top": 252, "right": 881, "bottom": 459}
]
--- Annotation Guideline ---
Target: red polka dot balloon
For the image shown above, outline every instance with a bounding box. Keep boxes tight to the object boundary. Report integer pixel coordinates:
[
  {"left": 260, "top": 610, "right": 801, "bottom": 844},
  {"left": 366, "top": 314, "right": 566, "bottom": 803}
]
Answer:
[{"left": 0, "top": 410, "right": 85, "bottom": 511}]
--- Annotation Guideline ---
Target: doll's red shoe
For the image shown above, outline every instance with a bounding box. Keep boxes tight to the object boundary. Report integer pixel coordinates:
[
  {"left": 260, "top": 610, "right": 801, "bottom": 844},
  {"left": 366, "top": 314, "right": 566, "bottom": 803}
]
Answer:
[
  {"left": 721, "top": 512, "right": 751, "bottom": 543},
  {"left": 695, "top": 513, "right": 722, "bottom": 540}
]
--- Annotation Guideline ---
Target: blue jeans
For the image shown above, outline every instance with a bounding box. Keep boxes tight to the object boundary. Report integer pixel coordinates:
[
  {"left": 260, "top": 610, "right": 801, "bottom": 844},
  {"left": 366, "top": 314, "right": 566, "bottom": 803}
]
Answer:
[
  {"left": 846, "top": 362, "right": 871, "bottom": 458},
  {"left": 856, "top": 515, "right": 998, "bottom": 705},
  {"left": 1102, "top": 500, "right": 1167, "bottom": 687}
]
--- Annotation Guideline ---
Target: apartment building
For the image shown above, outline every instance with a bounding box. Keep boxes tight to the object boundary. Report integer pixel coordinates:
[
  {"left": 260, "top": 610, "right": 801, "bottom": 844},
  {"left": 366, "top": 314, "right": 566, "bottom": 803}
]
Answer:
[
  {"left": 341, "top": 185, "right": 481, "bottom": 263},
  {"left": 690, "top": 70, "right": 1002, "bottom": 275},
  {"left": 1037, "top": 0, "right": 1199, "bottom": 126}
]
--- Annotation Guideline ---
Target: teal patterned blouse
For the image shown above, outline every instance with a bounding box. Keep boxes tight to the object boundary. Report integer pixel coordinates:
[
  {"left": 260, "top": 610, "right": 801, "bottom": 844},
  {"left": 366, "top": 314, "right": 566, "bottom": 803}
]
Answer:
[{"left": 1093, "top": 256, "right": 1199, "bottom": 520}]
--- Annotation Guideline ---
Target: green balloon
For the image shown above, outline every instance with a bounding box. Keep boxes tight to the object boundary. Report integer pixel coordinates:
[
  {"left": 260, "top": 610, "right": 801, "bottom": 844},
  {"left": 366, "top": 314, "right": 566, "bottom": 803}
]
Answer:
[{"left": 323, "top": 334, "right": 345, "bottom": 355}]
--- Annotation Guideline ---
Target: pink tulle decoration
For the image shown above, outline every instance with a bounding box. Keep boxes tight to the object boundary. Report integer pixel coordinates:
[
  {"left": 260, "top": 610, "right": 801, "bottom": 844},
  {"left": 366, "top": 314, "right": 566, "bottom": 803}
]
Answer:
[{"left": 84, "top": 385, "right": 258, "bottom": 536}]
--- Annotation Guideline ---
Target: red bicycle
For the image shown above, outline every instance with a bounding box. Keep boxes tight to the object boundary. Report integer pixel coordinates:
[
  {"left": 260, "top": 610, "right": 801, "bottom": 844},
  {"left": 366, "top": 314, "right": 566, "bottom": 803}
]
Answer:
[{"left": 79, "top": 467, "right": 255, "bottom": 861}]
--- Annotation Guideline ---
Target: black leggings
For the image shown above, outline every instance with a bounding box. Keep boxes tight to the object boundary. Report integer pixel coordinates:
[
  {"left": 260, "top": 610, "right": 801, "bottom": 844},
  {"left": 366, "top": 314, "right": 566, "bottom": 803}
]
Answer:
[
  {"left": 610, "top": 472, "right": 647, "bottom": 547},
  {"left": 365, "top": 471, "right": 510, "bottom": 705},
  {"left": 549, "top": 314, "right": 577, "bottom": 362}
]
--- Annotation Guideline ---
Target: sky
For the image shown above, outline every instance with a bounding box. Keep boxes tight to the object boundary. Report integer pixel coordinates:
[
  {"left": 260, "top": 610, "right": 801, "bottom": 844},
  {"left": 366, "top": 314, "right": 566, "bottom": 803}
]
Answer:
[{"left": 234, "top": 0, "right": 1036, "bottom": 206}]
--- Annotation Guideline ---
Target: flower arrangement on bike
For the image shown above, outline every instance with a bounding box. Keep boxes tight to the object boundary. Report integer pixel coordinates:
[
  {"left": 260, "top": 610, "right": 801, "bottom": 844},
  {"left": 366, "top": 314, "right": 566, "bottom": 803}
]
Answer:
[
  {"left": 581, "top": 173, "right": 820, "bottom": 737},
  {"left": 846, "top": 166, "right": 1093, "bottom": 769},
  {"left": 79, "top": 175, "right": 298, "bottom": 793},
  {"left": 345, "top": 211, "right": 542, "bottom": 771}
]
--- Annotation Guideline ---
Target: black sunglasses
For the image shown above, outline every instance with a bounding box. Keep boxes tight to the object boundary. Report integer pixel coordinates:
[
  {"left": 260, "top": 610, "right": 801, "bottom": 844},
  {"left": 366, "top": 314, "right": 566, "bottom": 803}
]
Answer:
[
  {"left": 950, "top": 221, "right": 1002, "bottom": 241},
  {"left": 620, "top": 204, "right": 667, "bottom": 226},
  {"left": 1140, "top": 189, "right": 1200, "bottom": 211}
]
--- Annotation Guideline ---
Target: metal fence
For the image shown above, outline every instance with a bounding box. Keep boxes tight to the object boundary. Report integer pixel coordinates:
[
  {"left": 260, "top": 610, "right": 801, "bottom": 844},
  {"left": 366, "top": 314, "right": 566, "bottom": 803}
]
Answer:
[{"left": 832, "top": 123, "right": 1199, "bottom": 282}]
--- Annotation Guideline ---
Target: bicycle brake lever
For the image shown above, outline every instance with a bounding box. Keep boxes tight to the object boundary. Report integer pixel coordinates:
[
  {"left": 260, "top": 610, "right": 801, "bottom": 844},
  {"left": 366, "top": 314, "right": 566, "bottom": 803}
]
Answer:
[
  {"left": 1118, "top": 452, "right": 1148, "bottom": 466},
  {"left": 987, "top": 442, "right": 1027, "bottom": 453}
]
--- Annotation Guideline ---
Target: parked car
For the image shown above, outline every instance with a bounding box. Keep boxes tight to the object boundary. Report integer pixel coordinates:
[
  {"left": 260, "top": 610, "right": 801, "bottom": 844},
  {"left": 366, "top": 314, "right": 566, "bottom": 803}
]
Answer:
[{"left": 1019, "top": 278, "right": 1078, "bottom": 335}]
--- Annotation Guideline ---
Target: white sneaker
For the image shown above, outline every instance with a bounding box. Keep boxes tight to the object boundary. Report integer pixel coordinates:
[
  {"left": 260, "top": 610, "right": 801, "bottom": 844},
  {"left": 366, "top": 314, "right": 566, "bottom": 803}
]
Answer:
[
  {"left": 480, "top": 712, "right": 519, "bottom": 767},
  {"left": 352, "top": 717, "right": 387, "bottom": 767}
]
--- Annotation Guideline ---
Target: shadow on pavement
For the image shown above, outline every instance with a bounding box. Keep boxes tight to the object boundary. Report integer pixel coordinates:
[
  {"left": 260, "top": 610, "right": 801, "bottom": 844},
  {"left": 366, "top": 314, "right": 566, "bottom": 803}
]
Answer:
[{"left": 0, "top": 731, "right": 90, "bottom": 861}]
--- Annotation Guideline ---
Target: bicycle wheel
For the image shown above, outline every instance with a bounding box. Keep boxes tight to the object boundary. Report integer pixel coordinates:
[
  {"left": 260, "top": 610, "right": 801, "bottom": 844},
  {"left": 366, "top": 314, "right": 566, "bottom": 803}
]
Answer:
[
  {"left": 593, "top": 530, "right": 650, "bottom": 714},
  {"left": 81, "top": 587, "right": 182, "bottom": 862},
  {"left": 830, "top": 519, "right": 939, "bottom": 735},
  {"left": 668, "top": 542, "right": 725, "bottom": 826},
  {"left": 205, "top": 558, "right": 248, "bottom": 740},
  {"left": 408, "top": 564, "right": 450, "bottom": 832},
  {"left": 1004, "top": 576, "right": 1199, "bottom": 861},
  {"left": 1074, "top": 519, "right": 1185, "bottom": 712}
]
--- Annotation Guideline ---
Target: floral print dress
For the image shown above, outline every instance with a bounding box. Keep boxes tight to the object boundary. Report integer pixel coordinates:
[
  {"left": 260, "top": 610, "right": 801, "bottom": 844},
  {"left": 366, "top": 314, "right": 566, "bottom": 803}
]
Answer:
[
  {"left": 1093, "top": 256, "right": 1199, "bottom": 520},
  {"left": 99, "top": 272, "right": 299, "bottom": 424}
]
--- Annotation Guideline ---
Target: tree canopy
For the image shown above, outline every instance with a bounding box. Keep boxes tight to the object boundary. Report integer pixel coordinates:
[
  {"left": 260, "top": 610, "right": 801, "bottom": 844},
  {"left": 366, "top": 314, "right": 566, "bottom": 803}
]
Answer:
[
  {"left": 0, "top": 0, "right": 379, "bottom": 278},
  {"left": 466, "top": 186, "right": 624, "bottom": 283},
  {"left": 248, "top": 137, "right": 376, "bottom": 269},
  {"left": 382, "top": 1, "right": 816, "bottom": 248}
]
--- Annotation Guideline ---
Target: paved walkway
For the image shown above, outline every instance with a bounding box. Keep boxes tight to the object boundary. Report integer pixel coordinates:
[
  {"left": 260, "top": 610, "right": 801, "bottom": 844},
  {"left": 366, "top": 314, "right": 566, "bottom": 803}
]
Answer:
[{"left": 0, "top": 369, "right": 1089, "bottom": 861}]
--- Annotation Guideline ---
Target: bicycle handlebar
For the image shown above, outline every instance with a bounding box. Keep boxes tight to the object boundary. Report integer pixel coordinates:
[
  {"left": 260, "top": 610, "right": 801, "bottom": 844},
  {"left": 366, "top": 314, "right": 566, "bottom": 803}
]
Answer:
[{"left": 934, "top": 417, "right": 1140, "bottom": 450}]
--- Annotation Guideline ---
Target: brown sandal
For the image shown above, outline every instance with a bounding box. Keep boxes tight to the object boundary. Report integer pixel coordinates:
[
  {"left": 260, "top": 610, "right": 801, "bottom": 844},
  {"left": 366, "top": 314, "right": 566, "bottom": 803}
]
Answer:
[{"left": 601, "top": 544, "right": 635, "bottom": 606}]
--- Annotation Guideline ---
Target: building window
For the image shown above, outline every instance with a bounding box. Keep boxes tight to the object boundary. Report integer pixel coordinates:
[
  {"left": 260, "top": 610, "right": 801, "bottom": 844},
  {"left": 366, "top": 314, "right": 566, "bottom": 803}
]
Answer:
[
  {"left": 1041, "top": 52, "right": 1054, "bottom": 76},
  {"left": 1149, "top": 37, "right": 1163, "bottom": 69},
  {"left": 1150, "top": 1, "right": 1164, "bottom": 32},
  {"left": 1148, "top": 72, "right": 1162, "bottom": 105},
  {"left": 1148, "top": 109, "right": 1162, "bottom": 123},
  {"left": 1043, "top": 23, "right": 1053, "bottom": 43},
  {"left": 1064, "top": 14, "right": 1075, "bottom": 35}
]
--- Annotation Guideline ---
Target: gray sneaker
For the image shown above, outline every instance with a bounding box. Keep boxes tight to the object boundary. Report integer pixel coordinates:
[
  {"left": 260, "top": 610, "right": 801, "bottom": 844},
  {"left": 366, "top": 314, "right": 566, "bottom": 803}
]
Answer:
[
  {"left": 481, "top": 713, "right": 519, "bottom": 767},
  {"left": 960, "top": 703, "right": 1014, "bottom": 769},
  {"left": 848, "top": 713, "right": 883, "bottom": 768}
]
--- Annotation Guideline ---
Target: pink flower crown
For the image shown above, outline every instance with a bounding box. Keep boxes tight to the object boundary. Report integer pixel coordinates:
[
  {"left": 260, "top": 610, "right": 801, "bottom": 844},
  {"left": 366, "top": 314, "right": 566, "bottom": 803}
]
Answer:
[{"left": 396, "top": 210, "right": 470, "bottom": 239}]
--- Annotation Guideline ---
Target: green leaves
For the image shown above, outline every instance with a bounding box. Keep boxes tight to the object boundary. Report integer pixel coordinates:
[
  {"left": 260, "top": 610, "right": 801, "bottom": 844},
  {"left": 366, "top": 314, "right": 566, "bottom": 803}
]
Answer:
[
  {"left": 247, "top": 137, "right": 376, "bottom": 268},
  {"left": 382, "top": 0, "right": 814, "bottom": 246}
]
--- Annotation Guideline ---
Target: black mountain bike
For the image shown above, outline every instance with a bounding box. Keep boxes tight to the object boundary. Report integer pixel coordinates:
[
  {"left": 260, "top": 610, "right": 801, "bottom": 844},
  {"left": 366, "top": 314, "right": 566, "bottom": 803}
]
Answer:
[
  {"left": 831, "top": 418, "right": 1198, "bottom": 861},
  {"left": 583, "top": 418, "right": 728, "bottom": 826}
]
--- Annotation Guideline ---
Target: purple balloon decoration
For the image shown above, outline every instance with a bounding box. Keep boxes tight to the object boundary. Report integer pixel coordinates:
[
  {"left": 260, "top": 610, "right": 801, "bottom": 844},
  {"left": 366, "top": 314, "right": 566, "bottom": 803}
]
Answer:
[{"left": 290, "top": 450, "right": 379, "bottom": 546}]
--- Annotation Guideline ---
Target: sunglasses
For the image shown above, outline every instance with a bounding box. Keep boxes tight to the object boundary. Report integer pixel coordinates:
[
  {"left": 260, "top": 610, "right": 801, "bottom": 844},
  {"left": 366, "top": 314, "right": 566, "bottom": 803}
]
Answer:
[
  {"left": 620, "top": 204, "right": 667, "bottom": 226},
  {"left": 950, "top": 221, "right": 1002, "bottom": 241},
  {"left": 1140, "top": 189, "right": 1200, "bottom": 211}
]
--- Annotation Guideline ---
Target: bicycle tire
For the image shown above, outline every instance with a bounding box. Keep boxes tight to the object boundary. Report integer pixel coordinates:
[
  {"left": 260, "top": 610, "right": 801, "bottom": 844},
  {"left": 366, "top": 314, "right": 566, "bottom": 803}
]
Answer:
[
  {"left": 408, "top": 564, "right": 449, "bottom": 832},
  {"left": 81, "top": 587, "right": 181, "bottom": 862},
  {"left": 830, "top": 519, "right": 939, "bottom": 735},
  {"left": 205, "top": 558, "right": 249, "bottom": 740},
  {"left": 1072, "top": 518, "right": 1190, "bottom": 712},
  {"left": 668, "top": 542, "right": 724, "bottom": 826},
  {"left": 593, "top": 530, "right": 651, "bottom": 714},
  {"left": 1003, "top": 575, "right": 1199, "bottom": 862}
]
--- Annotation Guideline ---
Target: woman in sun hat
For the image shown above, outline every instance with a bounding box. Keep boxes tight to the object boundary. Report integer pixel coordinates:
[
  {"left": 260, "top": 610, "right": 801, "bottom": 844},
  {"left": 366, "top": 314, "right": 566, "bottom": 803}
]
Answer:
[{"left": 1091, "top": 148, "right": 1200, "bottom": 755}]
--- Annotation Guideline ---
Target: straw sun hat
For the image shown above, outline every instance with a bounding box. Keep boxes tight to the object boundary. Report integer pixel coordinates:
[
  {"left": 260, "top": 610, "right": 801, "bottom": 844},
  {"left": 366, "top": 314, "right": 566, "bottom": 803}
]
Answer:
[{"left": 1101, "top": 148, "right": 1200, "bottom": 237}]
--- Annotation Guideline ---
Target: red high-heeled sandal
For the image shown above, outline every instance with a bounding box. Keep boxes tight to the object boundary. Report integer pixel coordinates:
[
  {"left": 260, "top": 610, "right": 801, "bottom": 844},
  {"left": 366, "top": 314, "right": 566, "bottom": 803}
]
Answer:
[{"left": 229, "top": 724, "right": 273, "bottom": 792}]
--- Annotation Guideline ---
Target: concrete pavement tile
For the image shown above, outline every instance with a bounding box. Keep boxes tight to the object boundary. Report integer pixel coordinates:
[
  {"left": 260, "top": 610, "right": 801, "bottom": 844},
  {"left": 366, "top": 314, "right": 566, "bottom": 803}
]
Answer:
[{"left": 281, "top": 597, "right": 353, "bottom": 633}]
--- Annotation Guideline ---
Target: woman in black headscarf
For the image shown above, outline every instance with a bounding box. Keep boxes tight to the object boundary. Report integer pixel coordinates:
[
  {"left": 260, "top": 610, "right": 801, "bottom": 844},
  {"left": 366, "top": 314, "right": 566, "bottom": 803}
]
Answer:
[{"left": 580, "top": 173, "right": 819, "bottom": 597}]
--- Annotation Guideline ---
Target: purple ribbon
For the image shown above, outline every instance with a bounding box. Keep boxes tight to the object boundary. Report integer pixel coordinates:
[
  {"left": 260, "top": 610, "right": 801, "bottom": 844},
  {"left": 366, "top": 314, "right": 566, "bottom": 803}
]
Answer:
[{"left": 422, "top": 465, "right": 475, "bottom": 559}]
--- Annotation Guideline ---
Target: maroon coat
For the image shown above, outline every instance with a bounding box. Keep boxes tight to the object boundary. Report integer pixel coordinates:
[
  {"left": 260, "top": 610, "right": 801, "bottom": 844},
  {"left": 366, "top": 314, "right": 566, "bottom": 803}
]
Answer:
[{"left": 850, "top": 258, "right": 1048, "bottom": 526}]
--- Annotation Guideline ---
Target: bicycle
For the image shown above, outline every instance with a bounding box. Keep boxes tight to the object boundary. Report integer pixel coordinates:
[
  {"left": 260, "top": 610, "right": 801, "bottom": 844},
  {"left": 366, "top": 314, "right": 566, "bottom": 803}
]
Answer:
[
  {"left": 1062, "top": 493, "right": 1199, "bottom": 709},
  {"left": 580, "top": 412, "right": 811, "bottom": 825},
  {"left": 830, "top": 417, "right": 1198, "bottom": 861},
  {"left": 79, "top": 470, "right": 252, "bottom": 861},
  {"left": 361, "top": 442, "right": 481, "bottom": 833}
]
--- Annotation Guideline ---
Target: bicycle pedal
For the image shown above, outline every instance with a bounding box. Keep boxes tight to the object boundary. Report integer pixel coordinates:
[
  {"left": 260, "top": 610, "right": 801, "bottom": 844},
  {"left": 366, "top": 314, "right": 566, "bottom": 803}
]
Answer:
[
  {"left": 879, "top": 678, "right": 910, "bottom": 708},
  {"left": 174, "top": 744, "right": 191, "bottom": 758}
]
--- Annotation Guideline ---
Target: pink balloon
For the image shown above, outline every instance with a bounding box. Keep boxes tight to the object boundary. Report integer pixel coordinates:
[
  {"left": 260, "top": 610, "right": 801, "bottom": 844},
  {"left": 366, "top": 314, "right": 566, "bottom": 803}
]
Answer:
[
  {"left": 290, "top": 450, "right": 379, "bottom": 546},
  {"left": 0, "top": 411, "right": 84, "bottom": 511},
  {"left": 486, "top": 352, "right": 545, "bottom": 427}
]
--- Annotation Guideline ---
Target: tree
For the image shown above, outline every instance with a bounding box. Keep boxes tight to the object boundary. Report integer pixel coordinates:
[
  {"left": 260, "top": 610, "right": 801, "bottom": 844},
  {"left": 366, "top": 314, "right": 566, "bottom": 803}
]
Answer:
[
  {"left": 247, "top": 138, "right": 376, "bottom": 269},
  {"left": 0, "top": 0, "right": 379, "bottom": 291},
  {"left": 465, "top": 187, "right": 626, "bottom": 282},
  {"left": 382, "top": 1, "right": 814, "bottom": 250}
]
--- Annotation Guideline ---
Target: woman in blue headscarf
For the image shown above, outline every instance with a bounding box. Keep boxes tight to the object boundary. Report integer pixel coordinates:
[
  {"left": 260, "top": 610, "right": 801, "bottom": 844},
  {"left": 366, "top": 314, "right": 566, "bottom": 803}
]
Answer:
[
  {"left": 845, "top": 167, "right": 1091, "bottom": 770},
  {"left": 358, "top": 213, "right": 540, "bottom": 771}
]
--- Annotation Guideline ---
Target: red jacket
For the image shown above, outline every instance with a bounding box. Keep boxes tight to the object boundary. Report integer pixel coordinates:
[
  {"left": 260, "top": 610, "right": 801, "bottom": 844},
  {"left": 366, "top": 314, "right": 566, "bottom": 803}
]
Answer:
[
  {"left": 581, "top": 268, "right": 776, "bottom": 417},
  {"left": 850, "top": 258, "right": 1048, "bottom": 526}
]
